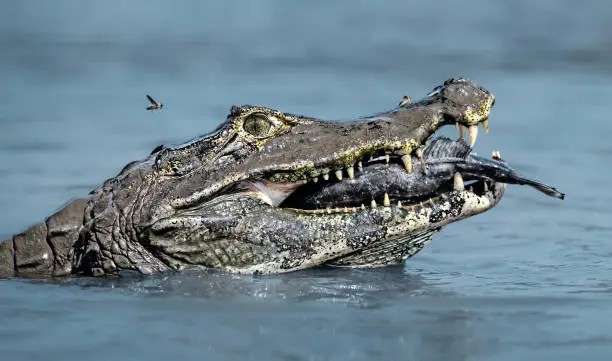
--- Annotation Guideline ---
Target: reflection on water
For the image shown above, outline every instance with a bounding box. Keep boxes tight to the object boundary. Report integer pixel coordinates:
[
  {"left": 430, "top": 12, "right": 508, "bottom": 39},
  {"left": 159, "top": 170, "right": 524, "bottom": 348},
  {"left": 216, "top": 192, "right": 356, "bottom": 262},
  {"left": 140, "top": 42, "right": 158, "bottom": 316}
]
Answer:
[{"left": 1, "top": 0, "right": 611, "bottom": 360}]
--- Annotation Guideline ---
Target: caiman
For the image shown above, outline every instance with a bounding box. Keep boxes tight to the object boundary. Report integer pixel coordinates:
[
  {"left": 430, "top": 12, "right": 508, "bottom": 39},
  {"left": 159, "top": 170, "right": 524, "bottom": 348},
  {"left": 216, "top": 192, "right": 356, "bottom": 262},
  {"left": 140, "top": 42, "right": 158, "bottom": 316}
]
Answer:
[{"left": 0, "top": 78, "right": 564, "bottom": 279}]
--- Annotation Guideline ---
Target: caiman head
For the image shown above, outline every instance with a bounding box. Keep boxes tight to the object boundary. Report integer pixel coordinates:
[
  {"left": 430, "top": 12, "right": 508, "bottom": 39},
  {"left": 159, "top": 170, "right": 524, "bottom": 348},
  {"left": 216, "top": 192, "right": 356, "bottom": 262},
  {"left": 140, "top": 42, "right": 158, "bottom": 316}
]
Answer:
[
  {"left": 115, "top": 77, "right": 498, "bottom": 275},
  {"left": 0, "top": 78, "right": 503, "bottom": 278}
]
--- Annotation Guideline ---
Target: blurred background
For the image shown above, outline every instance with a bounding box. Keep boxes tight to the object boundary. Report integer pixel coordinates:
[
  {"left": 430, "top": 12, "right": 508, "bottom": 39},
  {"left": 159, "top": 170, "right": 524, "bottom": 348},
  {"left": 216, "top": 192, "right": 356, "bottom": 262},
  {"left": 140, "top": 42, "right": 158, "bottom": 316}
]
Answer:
[{"left": 0, "top": 1, "right": 611, "bottom": 360}]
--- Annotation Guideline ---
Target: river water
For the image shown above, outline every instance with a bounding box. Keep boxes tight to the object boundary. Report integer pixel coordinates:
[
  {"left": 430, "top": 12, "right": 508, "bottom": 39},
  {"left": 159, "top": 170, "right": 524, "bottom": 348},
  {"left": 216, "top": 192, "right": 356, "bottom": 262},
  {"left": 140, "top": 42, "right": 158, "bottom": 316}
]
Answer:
[{"left": 0, "top": 1, "right": 611, "bottom": 360}]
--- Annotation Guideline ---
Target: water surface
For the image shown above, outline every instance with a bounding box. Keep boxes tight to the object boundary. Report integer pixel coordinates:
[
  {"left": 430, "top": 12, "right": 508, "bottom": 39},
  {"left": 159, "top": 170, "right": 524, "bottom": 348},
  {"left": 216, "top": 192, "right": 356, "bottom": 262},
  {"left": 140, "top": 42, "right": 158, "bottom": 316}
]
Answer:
[{"left": 1, "top": 1, "right": 610, "bottom": 360}]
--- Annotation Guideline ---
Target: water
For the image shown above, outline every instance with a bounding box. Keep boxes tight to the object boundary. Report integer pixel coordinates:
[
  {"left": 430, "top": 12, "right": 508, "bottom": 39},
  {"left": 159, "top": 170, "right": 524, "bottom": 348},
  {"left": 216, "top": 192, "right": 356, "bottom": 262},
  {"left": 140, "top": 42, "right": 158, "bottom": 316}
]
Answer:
[{"left": 0, "top": 1, "right": 610, "bottom": 360}]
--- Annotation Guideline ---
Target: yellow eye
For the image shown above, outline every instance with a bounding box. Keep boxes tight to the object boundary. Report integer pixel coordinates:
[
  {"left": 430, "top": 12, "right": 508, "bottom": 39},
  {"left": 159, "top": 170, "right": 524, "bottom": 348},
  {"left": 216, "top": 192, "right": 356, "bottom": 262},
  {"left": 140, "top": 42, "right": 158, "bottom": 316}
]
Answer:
[{"left": 243, "top": 113, "right": 273, "bottom": 138}]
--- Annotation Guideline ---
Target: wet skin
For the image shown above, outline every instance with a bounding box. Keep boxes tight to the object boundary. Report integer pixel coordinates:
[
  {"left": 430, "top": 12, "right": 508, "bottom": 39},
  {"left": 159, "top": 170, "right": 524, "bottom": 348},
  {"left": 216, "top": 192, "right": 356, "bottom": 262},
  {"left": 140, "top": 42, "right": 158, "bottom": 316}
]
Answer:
[{"left": 0, "top": 78, "right": 564, "bottom": 279}]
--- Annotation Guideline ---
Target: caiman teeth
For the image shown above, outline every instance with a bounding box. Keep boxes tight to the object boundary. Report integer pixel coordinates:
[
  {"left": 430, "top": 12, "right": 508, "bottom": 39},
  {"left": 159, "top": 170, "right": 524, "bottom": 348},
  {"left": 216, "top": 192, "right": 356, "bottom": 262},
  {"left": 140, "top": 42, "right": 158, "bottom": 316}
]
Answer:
[
  {"left": 335, "top": 169, "right": 343, "bottom": 181},
  {"left": 459, "top": 125, "right": 467, "bottom": 141},
  {"left": 370, "top": 199, "right": 377, "bottom": 208},
  {"left": 401, "top": 154, "right": 413, "bottom": 173},
  {"left": 468, "top": 125, "right": 478, "bottom": 147},
  {"left": 383, "top": 193, "right": 390, "bottom": 207},
  {"left": 361, "top": 204, "right": 366, "bottom": 210},
  {"left": 397, "top": 200, "right": 402, "bottom": 207},
  {"left": 482, "top": 119, "right": 489, "bottom": 133},
  {"left": 483, "top": 181, "right": 489, "bottom": 192},
  {"left": 347, "top": 166, "right": 355, "bottom": 180},
  {"left": 358, "top": 161, "right": 363, "bottom": 172},
  {"left": 453, "top": 172, "right": 465, "bottom": 191},
  {"left": 415, "top": 149, "right": 423, "bottom": 160},
  {"left": 322, "top": 172, "right": 330, "bottom": 181},
  {"left": 385, "top": 154, "right": 390, "bottom": 164},
  {"left": 312, "top": 177, "right": 318, "bottom": 183}
]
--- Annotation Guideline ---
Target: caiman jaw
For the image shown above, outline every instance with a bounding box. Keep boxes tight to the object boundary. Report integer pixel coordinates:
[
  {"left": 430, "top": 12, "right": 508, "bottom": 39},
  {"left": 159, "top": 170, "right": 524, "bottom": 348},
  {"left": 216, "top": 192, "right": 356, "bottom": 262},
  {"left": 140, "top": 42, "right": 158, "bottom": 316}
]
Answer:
[{"left": 248, "top": 147, "right": 506, "bottom": 215}]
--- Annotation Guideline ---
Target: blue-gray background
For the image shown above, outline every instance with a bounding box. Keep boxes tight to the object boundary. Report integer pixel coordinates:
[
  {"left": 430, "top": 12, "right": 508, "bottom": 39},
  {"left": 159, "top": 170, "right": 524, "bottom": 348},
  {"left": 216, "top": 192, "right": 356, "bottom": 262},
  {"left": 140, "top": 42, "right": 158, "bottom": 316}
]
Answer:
[{"left": 0, "top": 1, "right": 610, "bottom": 360}]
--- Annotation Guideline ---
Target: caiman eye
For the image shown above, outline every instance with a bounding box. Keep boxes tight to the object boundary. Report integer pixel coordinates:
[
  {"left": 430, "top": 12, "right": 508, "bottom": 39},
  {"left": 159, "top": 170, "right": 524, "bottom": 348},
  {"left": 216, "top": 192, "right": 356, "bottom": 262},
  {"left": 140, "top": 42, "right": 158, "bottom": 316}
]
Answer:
[{"left": 243, "top": 113, "right": 273, "bottom": 138}]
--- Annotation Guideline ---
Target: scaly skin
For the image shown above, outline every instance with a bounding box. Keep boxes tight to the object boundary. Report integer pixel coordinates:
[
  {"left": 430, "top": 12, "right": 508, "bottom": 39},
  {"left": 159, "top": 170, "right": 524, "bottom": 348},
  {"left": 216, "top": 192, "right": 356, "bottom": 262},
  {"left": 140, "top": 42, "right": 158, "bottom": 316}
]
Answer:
[{"left": 0, "top": 78, "right": 499, "bottom": 279}]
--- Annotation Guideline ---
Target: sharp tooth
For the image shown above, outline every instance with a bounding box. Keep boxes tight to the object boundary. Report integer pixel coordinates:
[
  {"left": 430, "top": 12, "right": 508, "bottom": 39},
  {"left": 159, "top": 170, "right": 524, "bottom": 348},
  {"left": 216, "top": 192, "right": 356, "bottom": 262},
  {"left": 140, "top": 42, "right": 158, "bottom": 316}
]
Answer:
[
  {"left": 385, "top": 154, "right": 390, "bottom": 164},
  {"left": 347, "top": 166, "right": 355, "bottom": 180},
  {"left": 459, "top": 125, "right": 467, "bottom": 140},
  {"left": 416, "top": 149, "right": 423, "bottom": 160},
  {"left": 482, "top": 119, "right": 489, "bottom": 133},
  {"left": 343, "top": 207, "right": 349, "bottom": 213},
  {"left": 491, "top": 151, "right": 496, "bottom": 158},
  {"left": 335, "top": 169, "right": 343, "bottom": 180},
  {"left": 468, "top": 125, "right": 478, "bottom": 147},
  {"left": 401, "top": 154, "right": 413, "bottom": 173},
  {"left": 483, "top": 181, "right": 489, "bottom": 192},
  {"left": 352, "top": 207, "right": 357, "bottom": 212},
  {"left": 326, "top": 207, "right": 332, "bottom": 214},
  {"left": 358, "top": 161, "right": 363, "bottom": 172},
  {"left": 468, "top": 185, "right": 473, "bottom": 192},
  {"left": 322, "top": 172, "right": 329, "bottom": 181},
  {"left": 383, "top": 193, "right": 390, "bottom": 207},
  {"left": 370, "top": 199, "right": 377, "bottom": 208},
  {"left": 455, "top": 122, "right": 459, "bottom": 129},
  {"left": 397, "top": 200, "right": 402, "bottom": 207},
  {"left": 453, "top": 172, "right": 464, "bottom": 191},
  {"left": 313, "top": 177, "right": 318, "bottom": 183},
  {"left": 497, "top": 151, "right": 502, "bottom": 159},
  {"left": 361, "top": 204, "right": 366, "bottom": 210}
]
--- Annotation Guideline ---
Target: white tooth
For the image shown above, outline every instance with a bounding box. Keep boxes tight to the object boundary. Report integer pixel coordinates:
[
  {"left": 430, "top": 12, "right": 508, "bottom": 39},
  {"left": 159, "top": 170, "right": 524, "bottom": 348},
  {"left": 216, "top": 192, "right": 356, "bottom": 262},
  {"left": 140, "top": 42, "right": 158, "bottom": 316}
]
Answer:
[
  {"left": 326, "top": 207, "right": 332, "bottom": 214},
  {"left": 491, "top": 151, "right": 496, "bottom": 158},
  {"left": 352, "top": 207, "right": 357, "bottom": 212},
  {"left": 361, "top": 204, "right": 366, "bottom": 210},
  {"left": 468, "top": 125, "right": 478, "bottom": 147},
  {"left": 483, "top": 181, "right": 489, "bottom": 192},
  {"left": 416, "top": 149, "right": 423, "bottom": 160},
  {"left": 358, "top": 161, "right": 363, "bottom": 172},
  {"left": 459, "top": 125, "right": 467, "bottom": 140},
  {"left": 401, "top": 154, "right": 413, "bottom": 173},
  {"left": 497, "top": 151, "right": 502, "bottom": 159},
  {"left": 322, "top": 172, "right": 329, "bottom": 181},
  {"left": 453, "top": 172, "right": 464, "bottom": 191},
  {"left": 335, "top": 169, "right": 343, "bottom": 180},
  {"left": 347, "top": 166, "right": 355, "bottom": 180},
  {"left": 313, "top": 177, "right": 318, "bottom": 183},
  {"left": 482, "top": 119, "right": 489, "bottom": 133},
  {"left": 383, "top": 193, "right": 390, "bottom": 207},
  {"left": 397, "top": 200, "right": 402, "bottom": 207},
  {"left": 370, "top": 199, "right": 377, "bottom": 208},
  {"left": 468, "top": 185, "right": 473, "bottom": 192},
  {"left": 385, "top": 154, "right": 390, "bottom": 164},
  {"left": 343, "top": 207, "right": 349, "bottom": 213}
]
